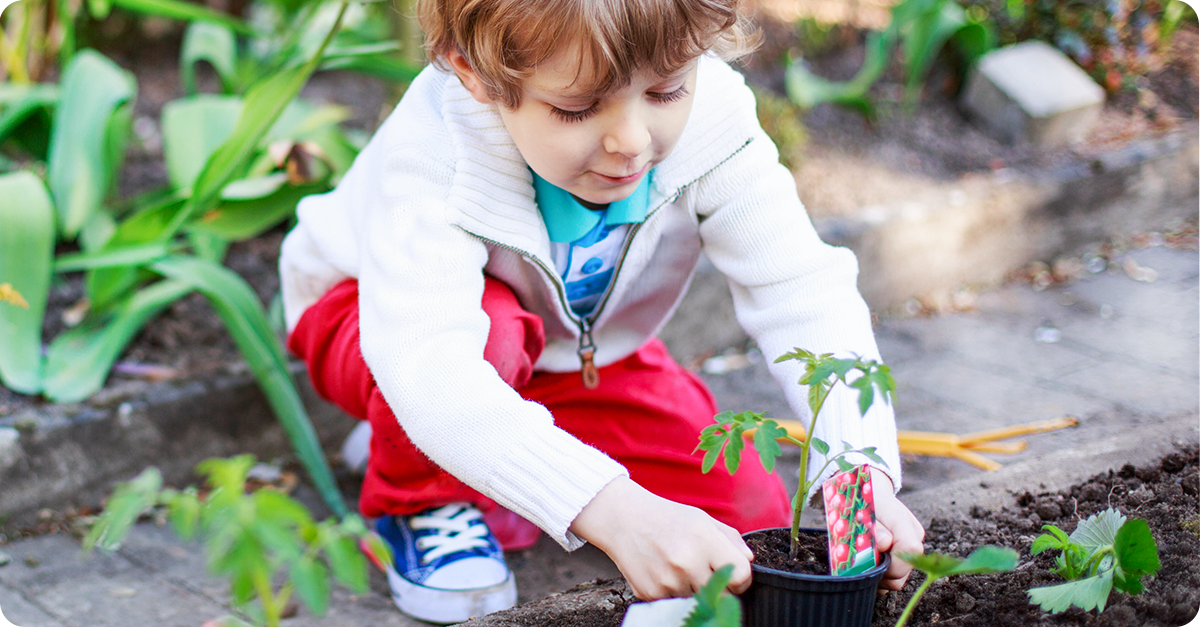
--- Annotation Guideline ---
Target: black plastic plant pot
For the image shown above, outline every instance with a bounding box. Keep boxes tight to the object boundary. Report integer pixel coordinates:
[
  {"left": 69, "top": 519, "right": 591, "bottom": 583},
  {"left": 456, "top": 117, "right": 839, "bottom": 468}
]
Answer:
[{"left": 739, "top": 528, "right": 891, "bottom": 627}]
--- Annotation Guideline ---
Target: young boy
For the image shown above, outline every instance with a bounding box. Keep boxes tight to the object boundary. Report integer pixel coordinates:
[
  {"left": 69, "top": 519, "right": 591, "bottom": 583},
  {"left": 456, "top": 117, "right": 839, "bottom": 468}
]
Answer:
[{"left": 281, "top": 0, "right": 924, "bottom": 622}]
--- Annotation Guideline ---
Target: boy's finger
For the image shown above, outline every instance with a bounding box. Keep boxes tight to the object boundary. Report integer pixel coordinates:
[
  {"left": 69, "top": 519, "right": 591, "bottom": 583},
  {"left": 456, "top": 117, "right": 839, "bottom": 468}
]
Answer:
[{"left": 716, "top": 521, "right": 754, "bottom": 561}]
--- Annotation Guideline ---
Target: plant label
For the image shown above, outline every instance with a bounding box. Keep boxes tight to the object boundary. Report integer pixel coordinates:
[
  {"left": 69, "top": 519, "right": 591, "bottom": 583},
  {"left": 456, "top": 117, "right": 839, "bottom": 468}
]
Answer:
[{"left": 823, "top": 465, "right": 878, "bottom": 576}]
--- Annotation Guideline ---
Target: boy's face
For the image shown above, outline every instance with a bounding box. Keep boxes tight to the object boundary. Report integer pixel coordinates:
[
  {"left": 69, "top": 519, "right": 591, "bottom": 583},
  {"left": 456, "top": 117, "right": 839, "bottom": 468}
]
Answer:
[{"left": 450, "top": 46, "right": 698, "bottom": 207}]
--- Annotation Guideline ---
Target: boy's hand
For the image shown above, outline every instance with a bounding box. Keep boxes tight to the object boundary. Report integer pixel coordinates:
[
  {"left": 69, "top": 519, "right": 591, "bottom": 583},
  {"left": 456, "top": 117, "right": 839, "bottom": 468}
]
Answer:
[
  {"left": 570, "top": 476, "right": 754, "bottom": 601},
  {"left": 867, "top": 466, "right": 925, "bottom": 591}
]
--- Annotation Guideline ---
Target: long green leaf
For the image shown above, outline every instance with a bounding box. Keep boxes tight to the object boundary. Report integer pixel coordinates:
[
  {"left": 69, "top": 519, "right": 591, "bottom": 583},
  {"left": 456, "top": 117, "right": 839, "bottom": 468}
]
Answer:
[
  {"left": 55, "top": 242, "right": 174, "bottom": 272},
  {"left": 163, "top": 2, "right": 349, "bottom": 242},
  {"left": 42, "top": 279, "right": 194, "bottom": 402},
  {"left": 181, "top": 21, "right": 239, "bottom": 95},
  {"left": 0, "top": 171, "right": 55, "bottom": 394},
  {"left": 189, "top": 180, "right": 325, "bottom": 241},
  {"left": 319, "top": 53, "right": 422, "bottom": 84},
  {"left": 0, "top": 84, "right": 59, "bottom": 154},
  {"left": 46, "top": 50, "right": 136, "bottom": 239},
  {"left": 109, "top": 0, "right": 253, "bottom": 34},
  {"left": 150, "top": 255, "right": 348, "bottom": 517},
  {"left": 161, "top": 95, "right": 244, "bottom": 191}
]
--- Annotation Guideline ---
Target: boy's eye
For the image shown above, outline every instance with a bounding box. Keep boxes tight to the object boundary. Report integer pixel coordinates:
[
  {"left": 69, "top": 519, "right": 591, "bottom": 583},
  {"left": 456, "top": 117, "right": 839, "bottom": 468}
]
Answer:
[
  {"left": 648, "top": 85, "right": 689, "bottom": 104},
  {"left": 550, "top": 103, "right": 599, "bottom": 123}
]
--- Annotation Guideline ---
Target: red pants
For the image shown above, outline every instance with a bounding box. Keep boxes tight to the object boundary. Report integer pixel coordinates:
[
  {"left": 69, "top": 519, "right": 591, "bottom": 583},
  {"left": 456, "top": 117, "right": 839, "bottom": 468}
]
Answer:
[{"left": 288, "top": 277, "right": 790, "bottom": 534}]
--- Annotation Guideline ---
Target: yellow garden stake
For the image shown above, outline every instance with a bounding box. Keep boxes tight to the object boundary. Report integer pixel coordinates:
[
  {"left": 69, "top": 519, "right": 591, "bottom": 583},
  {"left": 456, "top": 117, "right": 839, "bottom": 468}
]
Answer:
[{"left": 753, "top": 416, "right": 1080, "bottom": 471}]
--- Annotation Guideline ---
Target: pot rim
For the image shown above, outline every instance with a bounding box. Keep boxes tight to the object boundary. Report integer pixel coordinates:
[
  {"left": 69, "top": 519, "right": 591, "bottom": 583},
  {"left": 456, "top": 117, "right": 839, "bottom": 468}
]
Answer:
[{"left": 742, "top": 527, "right": 892, "bottom": 583}]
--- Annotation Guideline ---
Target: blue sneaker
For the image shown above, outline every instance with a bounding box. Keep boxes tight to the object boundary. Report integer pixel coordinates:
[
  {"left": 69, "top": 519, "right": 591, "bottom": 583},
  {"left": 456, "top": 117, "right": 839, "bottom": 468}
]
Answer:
[{"left": 376, "top": 503, "right": 517, "bottom": 623}]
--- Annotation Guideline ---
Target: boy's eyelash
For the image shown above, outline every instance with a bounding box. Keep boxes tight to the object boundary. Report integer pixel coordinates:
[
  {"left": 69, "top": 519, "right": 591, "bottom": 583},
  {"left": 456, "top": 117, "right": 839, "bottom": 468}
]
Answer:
[
  {"left": 548, "top": 86, "right": 689, "bottom": 124},
  {"left": 648, "top": 86, "right": 689, "bottom": 103},
  {"left": 550, "top": 104, "right": 598, "bottom": 123}
]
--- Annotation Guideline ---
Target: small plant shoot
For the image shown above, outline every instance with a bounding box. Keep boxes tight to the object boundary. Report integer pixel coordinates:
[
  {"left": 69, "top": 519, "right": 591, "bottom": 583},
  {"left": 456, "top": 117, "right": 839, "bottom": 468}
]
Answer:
[
  {"left": 84, "top": 455, "right": 392, "bottom": 626},
  {"left": 682, "top": 564, "right": 743, "bottom": 627},
  {"left": 696, "top": 349, "right": 894, "bottom": 559},
  {"left": 894, "top": 546, "right": 1018, "bottom": 627},
  {"left": 1026, "top": 508, "right": 1161, "bottom": 614}
]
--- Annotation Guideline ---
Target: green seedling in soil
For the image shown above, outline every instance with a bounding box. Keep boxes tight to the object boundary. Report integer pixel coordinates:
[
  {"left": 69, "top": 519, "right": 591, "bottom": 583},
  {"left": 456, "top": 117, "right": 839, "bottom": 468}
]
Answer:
[
  {"left": 683, "top": 564, "right": 742, "bottom": 627},
  {"left": 894, "top": 546, "right": 1018, "bottom": 627},
  {"left": 83, "top": 455, "right": 392, "bottom": 627},
  {"left": 1026, "top": 507, "right": 1161, "bottom": 614},
  {"left": 695, "top": 349, "right": 894, "bottom": 560}
]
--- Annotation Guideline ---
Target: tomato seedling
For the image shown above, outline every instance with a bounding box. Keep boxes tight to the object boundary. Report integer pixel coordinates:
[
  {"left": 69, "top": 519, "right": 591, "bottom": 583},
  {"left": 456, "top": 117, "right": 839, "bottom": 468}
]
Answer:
[
  {"left": 695, "top": 349, "right": 894, "bottom": 560},
  {"left": 894, "top": 546, "right": 1018, "bottom": 627},
  {"left": 1026, "top": 507, "right": 1161, "bottom": 613}
]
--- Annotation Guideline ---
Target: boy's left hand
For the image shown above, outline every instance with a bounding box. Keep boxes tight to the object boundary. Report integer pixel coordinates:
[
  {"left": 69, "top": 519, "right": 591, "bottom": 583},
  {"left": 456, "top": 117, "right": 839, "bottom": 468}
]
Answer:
[{"left": 867, "top": 466, "right": 925, "bottom": 591}]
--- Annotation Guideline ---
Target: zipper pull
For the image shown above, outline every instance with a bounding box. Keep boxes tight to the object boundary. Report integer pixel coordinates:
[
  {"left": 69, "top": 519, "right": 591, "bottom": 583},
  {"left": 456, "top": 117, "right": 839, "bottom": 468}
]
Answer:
[{"left": 577, "top": 324, "right": 600, "bottom": 389}]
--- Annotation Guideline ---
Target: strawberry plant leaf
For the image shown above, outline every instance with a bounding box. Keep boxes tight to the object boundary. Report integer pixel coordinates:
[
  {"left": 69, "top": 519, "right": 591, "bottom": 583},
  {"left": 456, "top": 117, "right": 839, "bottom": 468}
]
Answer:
[
  {"left": 1028, "top": 571, "right": 1114, "bottom": 613},
  {"left": 1071, "top": 508, "right": 1125, "bottom": 555},
  {"left": 899, "top": 551, "right": 963, "bottom": 580},
  {"left": 1112, "top": 519, "right": 1160, "bottom": 595}
]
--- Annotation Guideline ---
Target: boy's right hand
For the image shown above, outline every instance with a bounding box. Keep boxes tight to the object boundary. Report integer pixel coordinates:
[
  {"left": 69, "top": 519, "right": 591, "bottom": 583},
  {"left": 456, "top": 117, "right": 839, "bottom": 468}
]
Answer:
[{"left": 569, "top": 476, "right": 754, "bottom": 600}]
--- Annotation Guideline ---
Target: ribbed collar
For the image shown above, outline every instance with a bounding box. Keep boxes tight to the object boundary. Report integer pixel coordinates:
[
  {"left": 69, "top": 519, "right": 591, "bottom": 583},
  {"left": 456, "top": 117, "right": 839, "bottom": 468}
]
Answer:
[{"left": 531, "top": 169, "right": 653, "bottom": 243}]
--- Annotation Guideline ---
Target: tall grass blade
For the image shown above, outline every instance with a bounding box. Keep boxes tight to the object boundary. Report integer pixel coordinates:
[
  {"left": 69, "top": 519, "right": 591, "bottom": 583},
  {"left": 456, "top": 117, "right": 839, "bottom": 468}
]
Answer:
[
  {"left": 109, "top": 0, "right": 253, "bottom": 34},
  {"left": 0, "top": 172, "right": 55, "bottom": 394},
  {"left": 150, "top": 255, "right": 348, "bottom": 517}
]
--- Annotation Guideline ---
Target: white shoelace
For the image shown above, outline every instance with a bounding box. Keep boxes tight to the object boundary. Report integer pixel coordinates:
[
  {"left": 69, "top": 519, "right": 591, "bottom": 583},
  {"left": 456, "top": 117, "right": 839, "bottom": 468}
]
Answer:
[{"left": 410, "top": 504, "right": 491, "bottom": 563}]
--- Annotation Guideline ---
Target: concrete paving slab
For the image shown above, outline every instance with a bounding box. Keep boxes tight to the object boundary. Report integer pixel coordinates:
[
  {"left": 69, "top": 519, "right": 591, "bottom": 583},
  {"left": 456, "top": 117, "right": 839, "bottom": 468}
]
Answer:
[{"left": 0, "top": 581, "right": 60, "bottom": 627}]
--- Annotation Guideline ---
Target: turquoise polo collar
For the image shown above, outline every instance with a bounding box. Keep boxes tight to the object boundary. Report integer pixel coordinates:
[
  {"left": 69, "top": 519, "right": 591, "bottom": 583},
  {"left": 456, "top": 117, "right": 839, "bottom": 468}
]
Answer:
[{"left": 532, "top": 169, "right": 652, "bottom": 243}]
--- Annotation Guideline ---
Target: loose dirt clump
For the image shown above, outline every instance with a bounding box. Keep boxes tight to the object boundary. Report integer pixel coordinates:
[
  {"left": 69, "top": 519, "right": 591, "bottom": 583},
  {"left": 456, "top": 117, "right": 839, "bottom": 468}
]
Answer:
[{"left": 872, "top": 445, "right": 1200, "bottom": 626}]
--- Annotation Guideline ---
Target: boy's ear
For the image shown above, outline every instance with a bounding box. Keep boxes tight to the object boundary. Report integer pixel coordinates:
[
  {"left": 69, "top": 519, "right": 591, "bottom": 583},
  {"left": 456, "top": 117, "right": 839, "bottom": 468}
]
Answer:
[{"left": 446, "top": 49, "right": 495, "bottom": 105}]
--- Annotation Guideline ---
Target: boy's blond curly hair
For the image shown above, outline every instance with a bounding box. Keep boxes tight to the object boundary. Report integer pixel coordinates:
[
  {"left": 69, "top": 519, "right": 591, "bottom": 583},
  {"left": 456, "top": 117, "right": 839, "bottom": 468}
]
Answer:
[{"left": 418, "top": 0, "right": 759, "bottom": 108}]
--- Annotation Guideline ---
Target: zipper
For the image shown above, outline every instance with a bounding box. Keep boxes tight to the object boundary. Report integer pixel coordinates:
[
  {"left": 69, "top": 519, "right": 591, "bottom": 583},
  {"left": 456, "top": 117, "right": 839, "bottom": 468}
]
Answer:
[{"left": 456, "top": 141, "right": 751, "bottom": 387}]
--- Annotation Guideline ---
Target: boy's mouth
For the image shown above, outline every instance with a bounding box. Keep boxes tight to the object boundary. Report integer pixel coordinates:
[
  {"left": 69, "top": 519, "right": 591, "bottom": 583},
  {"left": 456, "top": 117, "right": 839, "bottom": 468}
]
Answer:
[{"left": 592, "top": 163, "right": 649, "bottom": 185}]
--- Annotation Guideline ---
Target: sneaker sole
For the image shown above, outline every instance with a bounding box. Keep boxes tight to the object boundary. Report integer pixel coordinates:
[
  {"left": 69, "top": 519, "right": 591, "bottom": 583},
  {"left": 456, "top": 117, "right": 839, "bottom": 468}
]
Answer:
[{"left": 383, "top": 560, "right": 518, "bottom": 624}]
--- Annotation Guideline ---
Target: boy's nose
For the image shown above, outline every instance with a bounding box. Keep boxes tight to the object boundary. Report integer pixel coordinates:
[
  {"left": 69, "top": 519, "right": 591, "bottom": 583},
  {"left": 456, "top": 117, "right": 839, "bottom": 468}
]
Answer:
[{"left": 601, "top": 115, "right": 651, "bottom": 158}]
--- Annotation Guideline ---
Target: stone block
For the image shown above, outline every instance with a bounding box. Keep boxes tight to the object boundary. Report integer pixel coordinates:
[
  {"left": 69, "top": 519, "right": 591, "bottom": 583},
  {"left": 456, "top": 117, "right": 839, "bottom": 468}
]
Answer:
[{"left": 962, "top": 40, "right": 1105, "bottom": 147}]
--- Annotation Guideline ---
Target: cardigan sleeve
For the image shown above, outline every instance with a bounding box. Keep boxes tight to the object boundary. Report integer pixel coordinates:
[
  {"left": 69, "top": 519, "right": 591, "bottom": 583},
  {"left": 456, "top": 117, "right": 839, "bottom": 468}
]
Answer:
[
  {"left": 688, "top": 70, "right": 903, "bottom": 498},
  {"left": 283, "top": 69, "right": 628, "bottom": 550}
]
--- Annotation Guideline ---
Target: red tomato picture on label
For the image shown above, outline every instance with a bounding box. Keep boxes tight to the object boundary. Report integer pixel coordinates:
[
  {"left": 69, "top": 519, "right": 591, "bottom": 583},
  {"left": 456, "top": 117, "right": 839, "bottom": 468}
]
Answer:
[{"left": 823, "top": 465, "right": 878, "bottom": 575}]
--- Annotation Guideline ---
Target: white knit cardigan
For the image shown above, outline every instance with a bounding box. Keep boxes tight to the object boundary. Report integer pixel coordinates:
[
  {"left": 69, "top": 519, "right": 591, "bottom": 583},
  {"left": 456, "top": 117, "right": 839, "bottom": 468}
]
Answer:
[{"left": 280, "top": 55, "right": 902, "bottom": 550}]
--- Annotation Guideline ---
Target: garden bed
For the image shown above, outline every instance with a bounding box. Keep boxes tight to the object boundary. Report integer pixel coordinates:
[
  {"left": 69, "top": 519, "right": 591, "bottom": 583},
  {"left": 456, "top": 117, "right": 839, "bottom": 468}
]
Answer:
[{"left": 461, "top": 445, "right": 1200, "bottom": 626}]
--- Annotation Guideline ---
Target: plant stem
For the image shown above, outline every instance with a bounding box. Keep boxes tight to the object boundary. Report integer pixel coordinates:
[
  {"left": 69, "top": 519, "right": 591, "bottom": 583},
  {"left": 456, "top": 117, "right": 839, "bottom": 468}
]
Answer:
[
  {"left": 791, "top": 383, "right": 832, "bottom": 558},
  {"left": 895, "top": 574, "right": 936, "bottom": 627}
]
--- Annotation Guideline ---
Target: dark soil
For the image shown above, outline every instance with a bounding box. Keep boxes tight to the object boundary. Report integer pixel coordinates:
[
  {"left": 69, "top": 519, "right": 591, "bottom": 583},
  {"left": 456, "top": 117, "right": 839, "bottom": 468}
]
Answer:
[
  {"left": 871, "top": 445, "right": 1200, "bottom": 627},
  {"left": 745, "top": 527, "right": 831, "bottom": 575}
]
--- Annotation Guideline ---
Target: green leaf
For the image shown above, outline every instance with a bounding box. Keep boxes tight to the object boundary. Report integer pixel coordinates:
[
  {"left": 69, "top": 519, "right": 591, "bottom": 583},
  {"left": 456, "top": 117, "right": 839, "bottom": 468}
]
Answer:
[
  {"left": 55, "top": 243, "right": 174, "bottom": 272},
  {"left": 42, "top": 280, "right": 194, "bottom": 402},
  {"left": 292, "top": 555, "right": 331, "bottom": 616},
  {"left": 249, "top": 518, "right": 304, "bottom": 561},
  {"left": 1031, "top": 532, "right": 1068, "bottom": 556},
  {"left": 946, "top": 546, "right": 1019, "bottom": 576},
  {"left": 1028, "top": 571, "right": 1114, "bottom": 613},
  {"left": 1112, "top": 519, "right": 1160, "bottom": 594},
  {"left": 751, "top": 419, "right": 786, "bottom": 473},
  {"left": 161, "top": 95, "right": 243, "bottom": 191},
  {"left": 723, "top": 427, "right": 744, "bottom": 475},
  {"left": 166, "top": 489, "right": 202, "bottom": 540},
  {"left": 323, "top": 534, "right": 368, "bottom": 593},
  {"left": 172, "top": 53, "right": 327, "bottom": 240},
  {"left": 83, "top": 468, "right": 164, "bottom": 551},
  {"left": 683, "top": 564, "right": 742, "bottom": 627},
  {"left": 189, "top": 180, "right": 325, "bottom": 241},
  {"left": 151, "top": 256, "right": 348, "bottom": 517},
  {"left": 254, "top": 489, "right": 315, "bottom": 529},
  {"left": 108, "top": 0, "right": 253, "bottom": 34},
  {"left": 319, "top": 52, "right": 422, "bottom": 84},
  {"left": 901, "top": 546, "right": 1017, "bottom": 581},
  {"left": 811, "top": 437, "right": 829, "bottom": 456},
  {"left": 860, "top": 446, "right": 885, "bottom": 466},
  {"left": 1071, "top": 508, "right": 1125, "bottom": 555},
  {"left": 181, "top": 22, "right": 239, "bottom": 95},
  {"left": 0, "top": 172, "right": 55, "bottom": 394},
  {"left": 46, "top": 50, "right": 137, "bottom": 238},
  {"left": 0, "top": 84, "right": 59, "bottom": 155}
]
